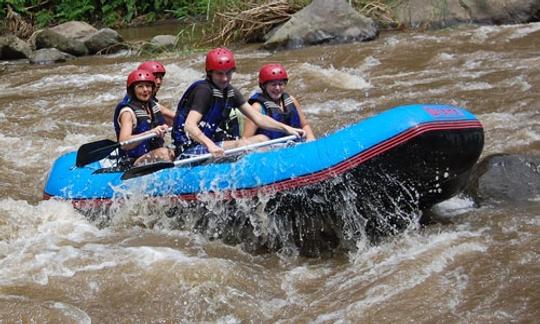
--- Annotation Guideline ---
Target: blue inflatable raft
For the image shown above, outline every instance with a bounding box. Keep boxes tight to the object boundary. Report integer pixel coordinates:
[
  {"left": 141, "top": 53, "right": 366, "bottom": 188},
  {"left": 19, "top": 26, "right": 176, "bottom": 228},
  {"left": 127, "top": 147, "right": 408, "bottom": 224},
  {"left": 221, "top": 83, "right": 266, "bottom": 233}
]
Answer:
[{"left": 43, "top": 104, "right": 484, "bottom": 254}]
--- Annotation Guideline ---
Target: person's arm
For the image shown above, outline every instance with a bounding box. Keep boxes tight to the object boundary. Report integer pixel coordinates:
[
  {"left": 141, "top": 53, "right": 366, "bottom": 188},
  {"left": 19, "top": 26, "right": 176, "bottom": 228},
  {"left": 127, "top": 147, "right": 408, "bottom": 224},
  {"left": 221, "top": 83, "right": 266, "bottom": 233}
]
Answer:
[
  {"left": 238, "top": 102, "right": 305, "bottom": 138},
  {"left": 184, "top": 110, "right": 224, "bottom": 156},
  {"left": 241, "top": 102, "right": 262, "bottom": 138},
  {"left": 118, "top": 109, "right": 168, "bottom": 150},
  {"left": 158, "top": 103, "right": 175, "bottom": 126},
  {"left": 118, "top": 110, "right": 135, "bottom": 146},
  {"left": 291, "top": 96, "right": 315, "bottom": 141}
]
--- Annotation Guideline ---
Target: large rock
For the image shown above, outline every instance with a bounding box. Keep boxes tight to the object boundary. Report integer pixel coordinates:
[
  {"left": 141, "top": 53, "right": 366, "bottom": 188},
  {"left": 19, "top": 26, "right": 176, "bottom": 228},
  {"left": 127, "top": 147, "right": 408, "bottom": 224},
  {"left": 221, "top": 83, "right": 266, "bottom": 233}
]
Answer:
[
  {"left": 81, "top": 28, "right": 124, "bottom": 54},
  {"left": 50, "top": 21, "right": 98, "bottom": 40},
  {"left": 465, "top": 154, "right": 540, "bottom": 205},
  {"left": 0, "top": 34, "right": 32, "bottom": 59},
  {"left": 264, "top": 0, "right": 378, "bottom": 50},
  {"left": 150, "top": 35, "right": 177, "bottom": 50},
  {"left": 395, "top": 0, "right": 540, "bottom": 28},
  {"left": 35, "top": 28, "right": 88, "bottom": 56},
  {"left": 30, "top": 48, "right": 74, "bottom": 64}
]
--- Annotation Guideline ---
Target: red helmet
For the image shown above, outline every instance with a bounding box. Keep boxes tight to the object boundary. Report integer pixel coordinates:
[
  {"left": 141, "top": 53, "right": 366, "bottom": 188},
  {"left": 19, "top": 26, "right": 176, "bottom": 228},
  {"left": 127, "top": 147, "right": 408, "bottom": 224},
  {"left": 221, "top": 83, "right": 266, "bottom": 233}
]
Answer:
[
  {"left": 259, "top": 63, "right": 288, "bottom": 84},
  {"left": 137, "top": 61, "right": 166, "bottom": 75},
  {"left": 205, "top": 47, "right": 236, "bottom": 72},
  {"left": 126, "top": 69, "right": 156, "bottom": 89}
]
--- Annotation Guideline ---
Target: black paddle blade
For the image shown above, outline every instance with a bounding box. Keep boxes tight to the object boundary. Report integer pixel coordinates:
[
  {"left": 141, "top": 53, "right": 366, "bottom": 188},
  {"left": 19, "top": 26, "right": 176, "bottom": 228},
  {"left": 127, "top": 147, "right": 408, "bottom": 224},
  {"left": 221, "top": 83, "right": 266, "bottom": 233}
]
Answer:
[
  {"left": 76, "top": 139, "right": 118, "bottom": 167},
  {"left": 121, "top": 161, "right": 175, "bottom": 180}
]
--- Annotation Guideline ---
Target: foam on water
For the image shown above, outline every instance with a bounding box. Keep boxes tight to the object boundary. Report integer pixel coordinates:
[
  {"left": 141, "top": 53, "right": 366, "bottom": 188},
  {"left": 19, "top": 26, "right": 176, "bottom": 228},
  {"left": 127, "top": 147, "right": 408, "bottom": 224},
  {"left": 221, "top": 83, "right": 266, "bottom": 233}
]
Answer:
[
  {"left": 158, "top": 65, "right": 203, "bottom": 100},
  {"left": 0, "top": 199, "right": 103, "bottom": 279},
  {"left": 302, "top": 99, "right": 365, "bottom": 114},
  {"left": 479, "top": 111, "right": 540, "bottom": 153},
  {"left": 24, "top": 74, "right": 123, "bottom": 92},
  {"left": 471, "top": 25, "right": 500, "bottom": 42},
  {"left": 384, "top": 35, "right": 400, "bottom": 47},
  {"left": 281, "top": 265, "right": 334, "bottom": 306},
  {"left": 501, "top": 75, "right": 532, "bottom": 92},
  {"left": 309, "top": 229, "right": 487, "bottom": 322},
  {"left": 0, "top": 197, "right": 205, "bottom": 287},
  {"left": 47, "top": 302, "right": 92, "bottom": 324},
  {"left": 507, "top": 22, "right": 540, "bottom": 40},
  {"left": 432, "top": 195, "right": 477, "bottom": 217},
  {"left": 299, "top": 63, "right": 371, "bottom": 90},
  {"left": 436, "top": 52, "right": 456, "bottom": 61},
  {"left": 58, "top": 92, "right": 120, "bottom": 108},
  {"left": 356, "top": 56, "right": 381, "bottom": 73},
  {"left": 0, "top": 131, "right": 79, "bottom": 169}
]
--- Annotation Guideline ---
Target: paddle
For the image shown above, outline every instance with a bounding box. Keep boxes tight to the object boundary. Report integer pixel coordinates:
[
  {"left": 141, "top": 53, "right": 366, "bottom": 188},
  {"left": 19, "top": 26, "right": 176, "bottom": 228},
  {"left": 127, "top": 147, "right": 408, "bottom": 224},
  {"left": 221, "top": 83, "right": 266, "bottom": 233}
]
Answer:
[
  {"left": 121, "top": 134, "right": 299, "bottom": 180},
  {"left": 76, "top": 127, "right": 172, "bottom": 167}
]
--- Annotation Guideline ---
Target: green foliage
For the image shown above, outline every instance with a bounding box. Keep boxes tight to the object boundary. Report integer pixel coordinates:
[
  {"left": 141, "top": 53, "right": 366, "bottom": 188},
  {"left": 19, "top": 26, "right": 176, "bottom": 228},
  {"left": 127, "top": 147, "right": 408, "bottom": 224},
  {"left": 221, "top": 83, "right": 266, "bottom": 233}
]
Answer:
[
  {"left": 0, "top": 0, "right": 29, "bottom": 17},
  {"left": 124, "top": 0, "right": 136, "bottom": 22},
  {"left": 55, "top": 0, "right": 95, "bottom": 22},
  {"left": 101, "top": 2, "right": 120, "bottom": 26},
  {"left": 35, "top": 10, "right": 54, "bottom": 27}
]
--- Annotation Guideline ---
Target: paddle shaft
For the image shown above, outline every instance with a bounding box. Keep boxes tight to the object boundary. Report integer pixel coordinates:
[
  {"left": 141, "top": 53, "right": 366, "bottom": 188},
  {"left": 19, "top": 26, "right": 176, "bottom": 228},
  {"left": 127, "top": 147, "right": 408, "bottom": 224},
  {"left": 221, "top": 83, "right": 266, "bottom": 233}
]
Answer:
[
  {"left": 119, "top": 127, "right": 172, "bottom": 147},
  {"left": 120, "top": 135, "right": 299, "bottom": 180},
  {"left": 173, "top": 134, "right": 298, "bottom": 167}
]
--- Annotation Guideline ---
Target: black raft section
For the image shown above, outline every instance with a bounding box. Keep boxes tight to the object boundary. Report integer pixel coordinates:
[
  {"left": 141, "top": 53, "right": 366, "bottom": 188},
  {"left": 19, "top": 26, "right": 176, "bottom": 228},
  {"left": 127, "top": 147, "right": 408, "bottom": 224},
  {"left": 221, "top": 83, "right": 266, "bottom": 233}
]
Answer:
[{"left": 165, "top": 126, "right": 484, "bottom": 257}]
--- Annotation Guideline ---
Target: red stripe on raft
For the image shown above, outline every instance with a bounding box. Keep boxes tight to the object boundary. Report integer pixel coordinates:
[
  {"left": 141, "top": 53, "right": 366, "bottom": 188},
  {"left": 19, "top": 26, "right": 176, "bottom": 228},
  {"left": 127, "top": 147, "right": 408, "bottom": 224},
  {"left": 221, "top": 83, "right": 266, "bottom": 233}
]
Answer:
[{"left": 68, "top": 120, "right": 482, "bottom": 209}]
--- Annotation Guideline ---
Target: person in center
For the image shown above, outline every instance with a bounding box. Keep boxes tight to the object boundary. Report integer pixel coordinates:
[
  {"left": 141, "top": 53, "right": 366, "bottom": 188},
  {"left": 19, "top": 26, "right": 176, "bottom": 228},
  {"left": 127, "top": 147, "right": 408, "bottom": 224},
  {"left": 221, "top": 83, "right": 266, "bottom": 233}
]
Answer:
[
  {"left": 243, "top": 63, "right": 315, "bottom": 142},
  {"left": 113, "top": 69, "right": 174, "bottom": 167},
  {"left": 172, "top": 48, "right": 305, "bottom": 158}
]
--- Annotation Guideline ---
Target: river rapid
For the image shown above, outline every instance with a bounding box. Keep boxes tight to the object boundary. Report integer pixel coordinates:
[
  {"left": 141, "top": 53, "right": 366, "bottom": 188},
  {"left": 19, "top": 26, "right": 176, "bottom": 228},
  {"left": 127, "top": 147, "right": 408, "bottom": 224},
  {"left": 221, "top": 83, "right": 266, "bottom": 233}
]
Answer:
[{"left": 0, "top": 22, "right": 539, "bottom": 322}]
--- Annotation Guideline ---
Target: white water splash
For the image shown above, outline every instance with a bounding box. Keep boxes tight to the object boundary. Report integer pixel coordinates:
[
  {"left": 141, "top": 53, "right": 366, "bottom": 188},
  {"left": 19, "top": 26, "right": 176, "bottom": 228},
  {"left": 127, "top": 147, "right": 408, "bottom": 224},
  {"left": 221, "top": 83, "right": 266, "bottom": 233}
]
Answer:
[
  {"left": 309, "top": 229, "right": 487, "bottom": 322},
  {"left": 432, "top": 195, "right": 477, "bottom": 217},
  {"left": 0, "top": 198, "right": 206, "bottom": 287},
  {"left": 507, "top": 22, "right": 540, "bottom": 40},
  {"left": 302, "top": 98, "right": 365, "bottom": 114},
  {"left": 299, "top": 63, "right": 371, "bottom": 90}
]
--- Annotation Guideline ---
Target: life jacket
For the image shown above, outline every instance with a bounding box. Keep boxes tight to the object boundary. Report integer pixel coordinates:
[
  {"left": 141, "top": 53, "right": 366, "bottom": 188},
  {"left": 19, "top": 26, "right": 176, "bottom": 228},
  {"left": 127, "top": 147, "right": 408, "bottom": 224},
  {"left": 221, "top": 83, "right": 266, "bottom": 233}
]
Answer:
[
  {"left": 248, "top": 92, "right": 301, "bottom": 139},
  {"left": 113, "top": 95, "right": 165, "bottom": 159},
  {"left": 172, "top": 79, "right": 240, "bottom": 154}
]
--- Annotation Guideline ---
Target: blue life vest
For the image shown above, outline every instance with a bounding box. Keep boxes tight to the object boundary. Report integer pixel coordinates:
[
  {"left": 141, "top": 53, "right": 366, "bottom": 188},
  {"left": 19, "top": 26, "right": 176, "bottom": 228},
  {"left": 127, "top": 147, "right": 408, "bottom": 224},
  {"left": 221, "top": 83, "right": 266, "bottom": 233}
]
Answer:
[
  {"left": 113, "top": 95, "right": 165, "bottom": 159},
  {"left": 172, "top": 80, "right": 240, "bottom": 154},
  {"left": 248, "top": 92, "right": 301, "bottom": 139}
]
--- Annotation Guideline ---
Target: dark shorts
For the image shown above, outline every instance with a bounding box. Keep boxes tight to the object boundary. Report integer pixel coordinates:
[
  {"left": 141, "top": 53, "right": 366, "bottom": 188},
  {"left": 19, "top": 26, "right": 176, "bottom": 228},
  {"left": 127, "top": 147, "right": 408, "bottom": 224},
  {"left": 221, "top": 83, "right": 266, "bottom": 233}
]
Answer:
[{"left": 179, "top": 142, "right": 225, "bottom": 158}]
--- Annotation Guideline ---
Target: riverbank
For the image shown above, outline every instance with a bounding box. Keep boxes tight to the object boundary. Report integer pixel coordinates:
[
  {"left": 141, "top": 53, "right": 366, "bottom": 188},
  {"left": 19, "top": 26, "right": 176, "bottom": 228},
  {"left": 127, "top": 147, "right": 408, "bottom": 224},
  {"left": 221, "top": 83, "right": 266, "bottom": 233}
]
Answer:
[{"left": 1, "top": 0, "right": 539, "bottom": 63}]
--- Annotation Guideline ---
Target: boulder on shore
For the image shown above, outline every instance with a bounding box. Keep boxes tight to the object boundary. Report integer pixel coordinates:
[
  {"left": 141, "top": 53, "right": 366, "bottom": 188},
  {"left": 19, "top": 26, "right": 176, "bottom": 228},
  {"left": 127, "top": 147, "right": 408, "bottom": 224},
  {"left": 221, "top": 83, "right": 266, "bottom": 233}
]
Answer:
[
  {"left": 30, "top": 48, "right": 74, "bottom": 64},
  {"left": 264, "top": 0, "right": 378, "bottom": 50},
  {"left": 149, "top": 35, "right": 177, "bottom": 50},
  {"left": 0, "top": 34, "right": 32, "bottom": 59},
  {"left": 35, "top": 28, "right": 89, "bottom": 56},
  {"left": 82, "top": 28, "right": 124, "bottom": 54},
  {"left": 394, "top": 0, "right": 540, "bottom": 28},
  {"left": 50, "top": 21, "right": 98, "bottom": 40}
]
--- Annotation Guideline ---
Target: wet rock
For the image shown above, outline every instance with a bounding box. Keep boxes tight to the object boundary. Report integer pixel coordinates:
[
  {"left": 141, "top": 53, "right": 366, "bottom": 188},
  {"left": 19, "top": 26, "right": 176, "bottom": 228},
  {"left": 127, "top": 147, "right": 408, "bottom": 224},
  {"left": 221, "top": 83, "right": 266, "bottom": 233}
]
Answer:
[
  {"left": 50, "top": 21, "right": 98, "bottom": 40},
  {"left": 0, "top": 34, "right": 32, "bottom": 60},
  {"left": 81, "top": 28, "right": 124, "bottom": 54},
  {"left": 465, "top": 153, "right": 540, "bottom": 205},
  {"left": 29, "top": 48, "right": 74, "bottom": 64},
  {"left": 35, "top": 28, "right": 88, "bottom": 56},
  {"left": 394, "top": 0, "right": 540, "bottom": 28},
  {"left": 149, "top": 35, "right": 177, "bottom": 51},
  {"left": 264, "top": 0, "right": 378, "bottom": 50}
]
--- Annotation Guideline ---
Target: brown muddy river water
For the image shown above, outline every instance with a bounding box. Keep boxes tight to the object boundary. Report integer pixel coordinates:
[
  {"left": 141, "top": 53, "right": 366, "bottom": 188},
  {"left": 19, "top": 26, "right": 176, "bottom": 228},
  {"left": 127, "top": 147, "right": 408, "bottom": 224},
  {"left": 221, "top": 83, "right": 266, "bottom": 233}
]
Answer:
[{"left": 0, "top": 23, "right": 539, "bottom": 322}]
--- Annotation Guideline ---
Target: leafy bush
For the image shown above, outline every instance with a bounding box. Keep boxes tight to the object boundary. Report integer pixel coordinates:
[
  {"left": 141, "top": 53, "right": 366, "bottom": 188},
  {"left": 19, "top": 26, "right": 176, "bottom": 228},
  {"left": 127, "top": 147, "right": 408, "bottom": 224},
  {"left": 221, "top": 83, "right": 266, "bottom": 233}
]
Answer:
[{"left": 0, "top": 0, "right": 245, "bottom": 27}]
